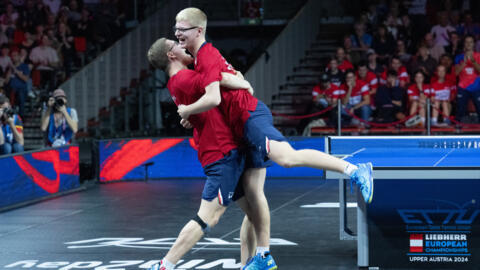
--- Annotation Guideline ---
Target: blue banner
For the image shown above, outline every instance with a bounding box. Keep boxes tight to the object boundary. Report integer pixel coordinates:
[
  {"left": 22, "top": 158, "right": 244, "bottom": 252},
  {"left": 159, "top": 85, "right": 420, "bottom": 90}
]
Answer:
[
  {"left": 98, "top": 137, "right": 325, "bottom": 182},
  {"left": 0, "top": 145, "right": 80, "bottom": 209}
]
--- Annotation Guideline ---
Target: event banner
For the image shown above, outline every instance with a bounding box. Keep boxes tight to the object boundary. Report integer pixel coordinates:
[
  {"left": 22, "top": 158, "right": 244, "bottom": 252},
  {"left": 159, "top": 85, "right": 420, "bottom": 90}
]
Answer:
[
  {"left": 0, "top": 145, "right": 80, "bottom": 209},
  {"left": 367, "top": 178, "right": 480, "bottom": 269},
  {"left": 98, "top": 137, "right": 325, "bottom": 182}
]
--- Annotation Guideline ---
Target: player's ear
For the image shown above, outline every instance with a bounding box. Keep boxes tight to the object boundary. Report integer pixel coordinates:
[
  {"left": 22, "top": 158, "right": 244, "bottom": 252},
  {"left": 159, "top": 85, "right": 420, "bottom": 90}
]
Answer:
[{"left": 166, "top": 51, "right": 175, "bottom": 60}]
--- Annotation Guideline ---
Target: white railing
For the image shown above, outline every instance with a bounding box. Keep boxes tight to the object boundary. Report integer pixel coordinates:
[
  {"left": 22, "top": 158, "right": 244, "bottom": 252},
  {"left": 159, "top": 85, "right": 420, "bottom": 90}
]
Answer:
[{"left": 59, "top": 0, "right": 190, "bottom": 130}]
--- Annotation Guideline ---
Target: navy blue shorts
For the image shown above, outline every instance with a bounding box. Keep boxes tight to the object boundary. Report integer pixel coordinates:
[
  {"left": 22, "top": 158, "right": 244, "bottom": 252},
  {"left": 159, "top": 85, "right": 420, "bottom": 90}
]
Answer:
[
  {"left": 244, "top": 101, "right": 287, "bottom": 168},
  {"left": 202, "top": 149, "right": 245, "bottom": 206}
]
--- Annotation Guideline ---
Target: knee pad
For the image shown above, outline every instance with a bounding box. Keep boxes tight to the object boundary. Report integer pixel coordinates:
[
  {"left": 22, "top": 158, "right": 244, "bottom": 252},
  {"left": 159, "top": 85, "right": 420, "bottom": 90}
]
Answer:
[{"left": 193, "top": 214, "right": 211, "bottom": 234}]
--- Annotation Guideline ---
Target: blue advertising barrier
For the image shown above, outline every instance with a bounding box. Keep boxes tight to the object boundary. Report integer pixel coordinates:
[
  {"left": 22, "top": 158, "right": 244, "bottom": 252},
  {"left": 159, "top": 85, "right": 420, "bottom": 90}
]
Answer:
[
  {"left": 98, "top": 137, "right": 325, "bottom": 182},
  {"left": 0, "top": 145, "right": 80, "bottom": 210}
]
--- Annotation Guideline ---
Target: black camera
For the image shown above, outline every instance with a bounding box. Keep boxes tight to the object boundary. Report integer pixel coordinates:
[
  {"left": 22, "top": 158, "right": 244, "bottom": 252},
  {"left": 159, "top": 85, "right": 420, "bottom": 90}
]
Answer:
[
  {"left": 55, "top": 98, "right": 65, "bottom": 107},
  {"left": 1, "top": 107, "right": 14, "bottom": 121}
]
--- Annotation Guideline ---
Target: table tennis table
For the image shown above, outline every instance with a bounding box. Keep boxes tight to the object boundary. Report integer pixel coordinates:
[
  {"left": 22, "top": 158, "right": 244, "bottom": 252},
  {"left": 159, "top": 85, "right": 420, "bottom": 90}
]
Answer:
[{"left": 325, "top": 136, "right": 480, "bottom": 269}]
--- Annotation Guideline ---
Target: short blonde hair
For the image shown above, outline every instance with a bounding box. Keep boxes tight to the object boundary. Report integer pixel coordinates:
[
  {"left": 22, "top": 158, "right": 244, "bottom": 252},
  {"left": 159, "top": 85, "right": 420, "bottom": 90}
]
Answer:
[
  {"left": 176, "top": 7, "right": 207, "bottom": 30},
  {"left": 147, "top": 38, "right": 169, "bottom": 70}
]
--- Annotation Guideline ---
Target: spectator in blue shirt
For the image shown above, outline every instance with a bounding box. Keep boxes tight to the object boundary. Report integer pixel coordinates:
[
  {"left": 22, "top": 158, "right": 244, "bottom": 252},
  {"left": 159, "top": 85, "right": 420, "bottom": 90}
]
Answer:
[
  {"left": 351, "top": 22, "right": 373, "bottom": 51},
  {"left": 0, "top": 94, "right": 24, "bottom": 155},
  {"left": 7, "top": 50, "right": 30, "bottom": 118},
  {"left": 40, "top": 89, "right": 78, "bottom": 147}
]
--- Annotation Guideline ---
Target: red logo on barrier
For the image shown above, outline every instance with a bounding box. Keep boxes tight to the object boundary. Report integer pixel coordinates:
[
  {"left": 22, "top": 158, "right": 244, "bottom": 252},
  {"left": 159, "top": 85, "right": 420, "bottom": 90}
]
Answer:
[
  {"left": 99, "top": 138, "right": 183, "bottom": 182},
  {"left": 13, "top": 147, "right": 79, "bottom": 194}
]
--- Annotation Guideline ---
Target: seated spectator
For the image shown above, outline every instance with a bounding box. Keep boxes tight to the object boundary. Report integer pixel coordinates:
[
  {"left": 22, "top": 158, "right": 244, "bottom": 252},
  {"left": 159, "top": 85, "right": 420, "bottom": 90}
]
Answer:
[
  {"left": 40, "top": 89, "right": 78, "bottom": 147},
  {"left": 343, "top": 35, "right": 362, "bottom": 66},
  {"left": 433, "top": 54, "right": 456, "bottom": 89},
  {"left": 325, "top": 57, "right": 345, "bottom": 87},
  {"left": 384, "top": 13, "right": 399, "bottom": 40},
  {"left": 423, "top": 32, "right": 445, "bottom": 62},
  {"left": 380, "top": 56, "right": 409, "bottom": 88},
  {"left": 334, "top": 47, "right": 354, "bottom": 72},
  {"left": 350, "top": 22, "right": 372, "bottom": 51},
  {"left": 57, "top": 22, "right": 75, "bottom": 77},
  {"left": 430, "top": 65, "right": 454, "bottom": 125},
  {"left": 409, "top": 45, "right": 438, "bottom": 80},
  {"left": 30, "top": 34, "right": 60, "bottom": 91},
  {"left": 6, "top": 50, "right": 30, "bottom": 118},
  {"left": 396, "top": 39, "right": 412, "bottom": 65},
  {"left": 454, "top": 35, "right": 480, "bottom": 122},
  {"left": 312, "top": 73, "right": 344, "bottom": 110},
  {"left": 0, "top": 94, "right": 23, "bottom": 154},
  {"left": 407, "top": 70, "right": 431, "bottom": 126},
  {"left": 457, "top": 12, "right": 480, "bottom": 37},
  {"left": 372, "top": 24, "right": 395, "bottom": 65},
  {"left": 0, "top": 44, "right": 12, "bottom": 74},
  {"left": 340, "top": 70, "right": 371, "bottom": 125},
  {"left": 0, "top": 3, "right": 19, "bottom": 38},
  {"left": 445, "top": 31, "right": 462, "bottom": 57},
  {"left": 356, "top": 60, "right": 378, "bottom": 109},
  {"left": 397, "top": 14, "right": 414, "bottom": 53},
  {"left": 430, "top": 12, "right": 455, "bottom": 48},
  {"left": 43, "top": 0, "right": 62, "bottom": 15},
  {"left": 366, "top": 49, "right": 384, "bottom": 76},
  {"left": 375, "top": 70, "right": 406, "bottom": 123}
]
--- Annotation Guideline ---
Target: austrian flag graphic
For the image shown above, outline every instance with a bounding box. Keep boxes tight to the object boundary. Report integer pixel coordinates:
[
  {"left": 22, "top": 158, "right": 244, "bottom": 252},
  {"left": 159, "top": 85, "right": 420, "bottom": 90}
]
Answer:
[{"left": 410, "top": 234, "right": 423, "bottom": 252}]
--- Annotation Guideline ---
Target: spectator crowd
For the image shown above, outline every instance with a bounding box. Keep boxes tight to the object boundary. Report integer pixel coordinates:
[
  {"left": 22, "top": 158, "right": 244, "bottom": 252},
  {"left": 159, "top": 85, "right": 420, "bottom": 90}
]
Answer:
[
  {"left": 0, "top": 0, "right": 136, "bottom": 155},
  {"left": 311, "top": 0, "right": 480, "bottom": 128}
]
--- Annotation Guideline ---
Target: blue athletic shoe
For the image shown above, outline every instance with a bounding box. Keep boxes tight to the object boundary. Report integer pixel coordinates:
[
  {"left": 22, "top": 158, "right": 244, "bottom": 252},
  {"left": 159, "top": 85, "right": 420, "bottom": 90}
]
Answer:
[
  {"left": 351, "top": 162, "right": 374, "bottom": 204},
  {"left": 242, "top": 252, "right": 278, "bottom": 270}
]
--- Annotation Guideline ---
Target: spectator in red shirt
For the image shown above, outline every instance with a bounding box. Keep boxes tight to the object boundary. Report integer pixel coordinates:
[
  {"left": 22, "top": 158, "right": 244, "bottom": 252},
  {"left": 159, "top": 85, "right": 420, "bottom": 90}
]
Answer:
[
  {"left": 340, "top": 70, "right": 371, "bottom": 125},
  {"left": 356, "top": 60, "right": 378, "bottom": 107},
  {"left": 312, "top": 73, "right": 339, "bottom": 110},
  {"left": 454, "top": 35, "right": 480, "bottom": 122},
  {"left": 335, "top": 47, "right": 354, "bottom": 72},
  {"left": 430, "top": 65, "right": 454, "bottom": 125},
  {"left": 407, "top": 70, "right": 431, "bottom": 125}
]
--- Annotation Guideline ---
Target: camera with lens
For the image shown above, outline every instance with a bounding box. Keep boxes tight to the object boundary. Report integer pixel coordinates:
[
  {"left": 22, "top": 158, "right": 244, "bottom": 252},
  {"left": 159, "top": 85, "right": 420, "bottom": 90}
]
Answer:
[
  {"left": 1, "top": 107, "right": 14, "bottom": 121},
  {"left": 55, "top": 98, "right": 65, "bottom": 107}
]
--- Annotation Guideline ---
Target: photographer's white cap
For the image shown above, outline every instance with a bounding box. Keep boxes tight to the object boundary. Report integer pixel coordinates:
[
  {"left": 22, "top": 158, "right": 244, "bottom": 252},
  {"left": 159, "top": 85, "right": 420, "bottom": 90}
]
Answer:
[{"left": 52, "top": 89, "right": 66, "bottom": 98}]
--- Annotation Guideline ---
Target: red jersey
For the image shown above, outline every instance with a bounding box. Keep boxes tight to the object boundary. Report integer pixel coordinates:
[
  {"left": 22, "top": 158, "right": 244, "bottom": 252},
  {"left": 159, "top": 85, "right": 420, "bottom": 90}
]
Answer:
[
  {"left": 455, "top": 52, "right": 480, "bottom": 89},
  {"left": 195, "top": 43, "right": 258, "bottom": 139},
  {"left": 312, "top": 83, "right": 345, "bottom": 100},
  {"left": 340, "top": 80, "right": 369, "bottom": 106},
  {"left": 407, "top": 83, "right": 432, "bottom": 99},
  {"left": 379, "top": 66, "right": 409, "bottom": 85},
  {"left": 430, "top": 80, "right": 454, "bottom": 101},
  {"left": 167, "top": 69, "right": 237, "bottom": 167},
  {"left": 357, "top": 70, "right": 378, "bottom": 90},
  {"left": 338, "top": 59, "right": 354, "bottom": 72}
]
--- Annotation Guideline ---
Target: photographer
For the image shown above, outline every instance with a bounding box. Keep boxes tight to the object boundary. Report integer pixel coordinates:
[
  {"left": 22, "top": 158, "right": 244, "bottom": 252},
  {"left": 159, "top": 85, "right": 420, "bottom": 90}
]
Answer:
[
  {"left": 40, "top": 89, "right": 78, "bottom": 147},
  {"left": 0, "top": 94, "right": 24, "bottom": 155}
]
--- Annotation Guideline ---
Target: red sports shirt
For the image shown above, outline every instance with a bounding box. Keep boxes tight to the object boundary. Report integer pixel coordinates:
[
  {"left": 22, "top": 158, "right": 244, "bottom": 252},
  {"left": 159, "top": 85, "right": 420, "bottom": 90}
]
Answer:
[
  {"left": 195, "top": 42, "right": 258, "bottom": 139},
  {"left": 407, "top": 83, "right": 432, "bottom": 99},
  {"left": 340, "top": 79, "right": 369, "bottom": 106},
  {"left": 357, "top": 70, "right": 378, "bottom": 90},
  {"left": 167, "top": 69, "right": 237, "bottom": 167}
]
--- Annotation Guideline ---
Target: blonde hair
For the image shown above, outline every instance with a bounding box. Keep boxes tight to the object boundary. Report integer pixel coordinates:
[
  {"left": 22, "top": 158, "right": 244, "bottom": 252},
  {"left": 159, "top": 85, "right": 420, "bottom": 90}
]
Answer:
[
  {"left": 176, "top": 7, "right": 207, "bottom": 30},
  {"left": 147, "top": 38, "right": 170, "bottom": 70}
]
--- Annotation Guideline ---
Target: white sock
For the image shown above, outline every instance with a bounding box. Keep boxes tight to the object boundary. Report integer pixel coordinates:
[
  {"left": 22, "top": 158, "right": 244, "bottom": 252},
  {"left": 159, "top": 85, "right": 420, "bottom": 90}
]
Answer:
[
  {"left": 256, "top": 246, "right": 270, "bottom": 257},
  {"left": 161, "top": 259, "right": 175, "bottom": 270},
  {"left": 344, "top": 163, "right": 357, "bottom": 177}
]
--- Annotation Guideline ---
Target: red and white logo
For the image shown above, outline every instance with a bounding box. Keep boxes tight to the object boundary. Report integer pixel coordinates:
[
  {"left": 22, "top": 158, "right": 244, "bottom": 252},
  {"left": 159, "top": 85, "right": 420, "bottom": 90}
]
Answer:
[{"left": 410, "top": 234, "right": 423, "bottom": 253}]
